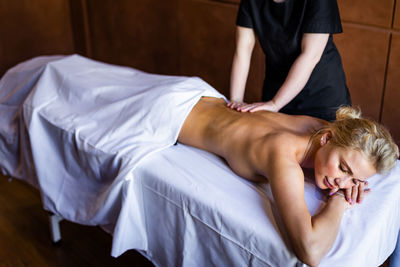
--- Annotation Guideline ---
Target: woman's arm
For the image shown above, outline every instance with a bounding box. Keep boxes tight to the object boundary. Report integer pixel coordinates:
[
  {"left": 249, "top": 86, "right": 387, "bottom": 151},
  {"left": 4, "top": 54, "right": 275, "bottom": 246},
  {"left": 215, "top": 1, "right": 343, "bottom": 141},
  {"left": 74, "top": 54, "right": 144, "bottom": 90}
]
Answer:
[
  {"left": 267, "top": 141, "right": 348, "bottom": 266},
  {"left": 236, "top": 33, "right": 329, "bottom": 113},
  {"left": 228, "top": 26, "right": 256, "bottom": 108}
]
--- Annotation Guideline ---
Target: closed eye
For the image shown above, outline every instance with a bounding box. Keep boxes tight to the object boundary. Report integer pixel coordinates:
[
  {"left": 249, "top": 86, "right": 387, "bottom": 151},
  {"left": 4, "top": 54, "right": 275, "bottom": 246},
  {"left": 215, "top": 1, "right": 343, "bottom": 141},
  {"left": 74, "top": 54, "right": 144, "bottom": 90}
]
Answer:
[
  {"left": 339, "top": 165, "right": 356, "bottom": 184},
  {"left": 339, "top": 164, "right": 349, "bottom": 173}
]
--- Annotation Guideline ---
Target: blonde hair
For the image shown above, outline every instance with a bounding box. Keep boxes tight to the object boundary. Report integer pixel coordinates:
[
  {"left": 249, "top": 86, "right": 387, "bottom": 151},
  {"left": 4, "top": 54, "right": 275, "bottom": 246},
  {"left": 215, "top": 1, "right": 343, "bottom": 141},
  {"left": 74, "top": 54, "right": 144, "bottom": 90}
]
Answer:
[{"left": 316, "top": 106, "right": 399, "bottom": 173}]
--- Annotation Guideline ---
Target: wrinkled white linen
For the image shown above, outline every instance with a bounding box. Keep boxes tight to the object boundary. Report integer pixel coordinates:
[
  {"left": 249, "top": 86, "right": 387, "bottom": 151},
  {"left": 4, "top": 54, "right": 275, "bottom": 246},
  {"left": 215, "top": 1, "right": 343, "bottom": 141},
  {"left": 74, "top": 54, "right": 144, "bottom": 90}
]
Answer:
[
  {"left": 0, "top": 54, "right": 225, "bottom": 225},
  {"left": 0, "top": 55, "right": 399, "bottom": 267},
  {"left": 131, "top": 144, "right": 400, "bottom": 267}
]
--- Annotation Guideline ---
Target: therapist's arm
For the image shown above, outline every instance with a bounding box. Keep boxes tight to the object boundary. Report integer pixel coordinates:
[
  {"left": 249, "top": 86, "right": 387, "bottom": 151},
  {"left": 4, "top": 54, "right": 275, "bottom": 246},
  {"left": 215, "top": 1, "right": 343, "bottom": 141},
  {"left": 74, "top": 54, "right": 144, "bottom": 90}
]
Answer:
[
  {"left": 227, "top": 26, "right": 256, "bottom": 109},
  {"left": 237, "top": 33, "right": 329, "bottom": 113}
]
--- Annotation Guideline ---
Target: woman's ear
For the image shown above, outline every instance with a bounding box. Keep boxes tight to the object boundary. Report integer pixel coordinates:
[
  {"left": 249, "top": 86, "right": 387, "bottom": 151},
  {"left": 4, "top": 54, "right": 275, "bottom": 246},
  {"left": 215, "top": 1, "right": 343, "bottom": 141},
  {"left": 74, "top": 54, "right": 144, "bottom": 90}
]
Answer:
[{"left": 320, "top": 131, "right": 333, "bottom": 146}]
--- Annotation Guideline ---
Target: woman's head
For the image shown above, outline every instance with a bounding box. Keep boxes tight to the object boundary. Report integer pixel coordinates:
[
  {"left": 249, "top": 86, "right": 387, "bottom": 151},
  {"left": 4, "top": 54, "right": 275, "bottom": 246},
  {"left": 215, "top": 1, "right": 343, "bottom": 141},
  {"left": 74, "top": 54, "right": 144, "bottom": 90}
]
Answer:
[{"left": 317, "top": 106, "right": 399, "bottom": 174}]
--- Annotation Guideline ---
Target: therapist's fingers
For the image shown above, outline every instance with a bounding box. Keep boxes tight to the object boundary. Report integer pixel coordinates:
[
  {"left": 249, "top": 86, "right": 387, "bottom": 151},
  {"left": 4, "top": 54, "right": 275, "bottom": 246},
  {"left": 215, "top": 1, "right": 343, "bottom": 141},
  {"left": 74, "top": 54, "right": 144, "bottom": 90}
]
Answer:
[
  {"left": 249, "top": 104, "right": 268, "bottom": 112},
  {"left": 240, "top": 102, "right": 271, "bottom": 112},
  {"left": 227, "top": 101, "right": 246, "bottom": 110},
  {"left": 229, "top": 102, "right": 242, "bottom": 109},
  {"left": 249, "top": 101, "right": 278, "bottom": 113},
  {"left": 227, "top": 101, "right": 236, "bottom": 108},
  {"left": 237, "top": 103, "right": 260, "bottom": 112},
  {"left": 237, "top": 101, "right": 279, "bottom": 112}
]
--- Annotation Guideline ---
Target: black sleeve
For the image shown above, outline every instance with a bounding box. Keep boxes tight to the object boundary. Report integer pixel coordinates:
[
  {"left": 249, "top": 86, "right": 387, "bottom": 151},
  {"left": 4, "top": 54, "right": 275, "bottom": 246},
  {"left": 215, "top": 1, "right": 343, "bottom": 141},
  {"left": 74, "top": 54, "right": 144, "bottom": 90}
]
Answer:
[
  {"left": 236, "top": 0, "right": 254, "bottom": 28},
  {"left": 302, "top": 0, "right": 343, "bottom": 34}
]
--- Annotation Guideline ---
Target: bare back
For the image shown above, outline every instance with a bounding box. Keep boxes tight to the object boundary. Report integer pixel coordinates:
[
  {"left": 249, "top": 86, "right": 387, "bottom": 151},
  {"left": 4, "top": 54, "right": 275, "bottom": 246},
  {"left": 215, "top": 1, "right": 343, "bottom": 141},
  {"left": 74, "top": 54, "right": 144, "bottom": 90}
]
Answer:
[{"left": 178, "top": 97, "right": 326, "bottom": 182}]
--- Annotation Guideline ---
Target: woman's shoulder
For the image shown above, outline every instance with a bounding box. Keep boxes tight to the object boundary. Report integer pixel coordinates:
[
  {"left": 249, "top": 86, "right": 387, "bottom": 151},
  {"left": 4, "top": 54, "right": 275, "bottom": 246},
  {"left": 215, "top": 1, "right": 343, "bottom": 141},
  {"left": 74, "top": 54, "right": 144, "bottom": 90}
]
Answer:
[
  {"left": 290, "top": 114, "right": 328, "bottom": 133},
  {"left": 259, "top": 111, "right": 327, "bottom": 135},
  {"left": 261, "top": 130, "right": 306, "bottom": 161}
]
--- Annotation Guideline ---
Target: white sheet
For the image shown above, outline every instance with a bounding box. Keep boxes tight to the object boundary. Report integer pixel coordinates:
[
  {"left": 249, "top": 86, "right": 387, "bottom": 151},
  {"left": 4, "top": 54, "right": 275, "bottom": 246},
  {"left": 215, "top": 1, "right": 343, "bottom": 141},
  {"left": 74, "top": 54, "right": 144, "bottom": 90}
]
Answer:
[
  {"left": 0, "top": 54, "right": 224, "bottom": 224},
  {"left": 0, "top": 55, "right": 399, "bottom": 266},
  {"left": 128, "top": 143, "right": 400, "bottom": 267}
]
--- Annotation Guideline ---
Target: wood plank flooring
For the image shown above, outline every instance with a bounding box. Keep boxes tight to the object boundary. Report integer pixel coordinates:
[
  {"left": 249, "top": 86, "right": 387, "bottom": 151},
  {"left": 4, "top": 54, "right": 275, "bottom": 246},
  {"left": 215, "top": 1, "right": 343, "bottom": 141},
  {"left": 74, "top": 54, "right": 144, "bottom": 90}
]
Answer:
[{"left": 0, "top": 174, "right": 154, "bottom": 267}]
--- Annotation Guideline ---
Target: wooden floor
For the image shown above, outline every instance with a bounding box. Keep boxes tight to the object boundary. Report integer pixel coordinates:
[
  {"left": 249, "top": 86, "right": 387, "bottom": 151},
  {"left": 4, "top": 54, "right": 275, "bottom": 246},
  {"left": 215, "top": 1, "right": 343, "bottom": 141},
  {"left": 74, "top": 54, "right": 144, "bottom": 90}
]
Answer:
[{"left": 0, "top": 174, "right": 154, "bottom": 267}]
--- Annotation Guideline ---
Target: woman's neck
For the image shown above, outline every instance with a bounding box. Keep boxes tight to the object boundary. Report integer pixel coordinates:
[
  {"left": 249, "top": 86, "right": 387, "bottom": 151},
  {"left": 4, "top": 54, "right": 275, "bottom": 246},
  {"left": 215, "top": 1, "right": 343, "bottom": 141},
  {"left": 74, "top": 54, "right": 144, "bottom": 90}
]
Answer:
[{"left": 300, "top": 134, "right": 320, "bottom": 169}]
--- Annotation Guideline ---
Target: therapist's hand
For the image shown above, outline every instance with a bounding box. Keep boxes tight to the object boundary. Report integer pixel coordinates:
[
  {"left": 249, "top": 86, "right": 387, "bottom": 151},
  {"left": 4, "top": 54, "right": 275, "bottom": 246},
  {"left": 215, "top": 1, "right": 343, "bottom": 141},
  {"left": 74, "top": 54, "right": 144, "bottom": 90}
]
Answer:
[
  {"left": 227, "top": 100, "right": 247, "bottom": 110},
  {"left": 233, "top": 100, "right": 279, "bottom": 113}
]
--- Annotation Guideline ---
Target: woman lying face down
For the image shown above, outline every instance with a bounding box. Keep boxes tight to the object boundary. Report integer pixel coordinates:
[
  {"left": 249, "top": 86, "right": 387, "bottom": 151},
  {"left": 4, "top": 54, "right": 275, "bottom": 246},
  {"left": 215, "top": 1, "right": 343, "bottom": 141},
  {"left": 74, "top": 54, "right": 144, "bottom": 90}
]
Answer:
[{"left": 178, "top": 97, "right": 399, "bottom": 267}]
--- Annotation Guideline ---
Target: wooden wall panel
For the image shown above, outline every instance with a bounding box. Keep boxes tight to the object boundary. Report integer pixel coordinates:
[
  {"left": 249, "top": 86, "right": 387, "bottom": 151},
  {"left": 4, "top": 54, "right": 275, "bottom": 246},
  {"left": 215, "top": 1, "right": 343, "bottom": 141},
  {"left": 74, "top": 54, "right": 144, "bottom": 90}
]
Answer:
[
  {"left": 337, "top": 0, "right": 394, "bottom": 28},
  {"left": 394, "top": 1, "right": 400, "bottom": 30},
  {"left": 382, "top": 33, "right": 400, "bottom": 145},
  {"left": 178, "top": 0, "right": 263, "bottom": 100},
  {"left": 0, "top": 40, "right": 3, "bottom": 73},
  {"left": 86, "top": 0, "right": 179, "bottom": 75},
  {"left": 69, "top": 0, "right": 91, "bottom": 57},
  {"left": 178, "top": 0, "right": 237, "bottom": 97},
  {"left": 334, "top": 25, "right": 390, "bottom": 120},
  {"left": 0, "top": 0, "right": 74, "bottom": 76}
]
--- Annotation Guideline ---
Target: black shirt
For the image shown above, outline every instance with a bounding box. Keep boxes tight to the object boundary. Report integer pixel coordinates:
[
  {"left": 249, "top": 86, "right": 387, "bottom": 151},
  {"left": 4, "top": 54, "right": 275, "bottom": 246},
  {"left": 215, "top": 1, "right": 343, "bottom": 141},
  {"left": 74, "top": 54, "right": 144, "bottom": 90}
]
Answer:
[{"left": 236, "top": 0, "right": 351, "bottom": 121}]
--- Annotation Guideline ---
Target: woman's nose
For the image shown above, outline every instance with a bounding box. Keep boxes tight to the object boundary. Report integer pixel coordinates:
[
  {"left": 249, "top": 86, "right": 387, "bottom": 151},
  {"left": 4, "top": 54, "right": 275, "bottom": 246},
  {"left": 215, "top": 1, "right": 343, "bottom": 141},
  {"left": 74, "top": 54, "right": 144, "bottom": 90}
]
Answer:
[{"left": 334, "top": 176, "right": 352, "bottom": 188}]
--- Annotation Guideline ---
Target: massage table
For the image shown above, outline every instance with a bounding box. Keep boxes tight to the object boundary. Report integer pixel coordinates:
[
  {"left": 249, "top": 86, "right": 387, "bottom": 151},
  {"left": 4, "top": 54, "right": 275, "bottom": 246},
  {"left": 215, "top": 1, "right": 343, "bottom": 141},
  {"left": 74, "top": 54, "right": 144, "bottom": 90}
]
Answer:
[{"left": 0, "top": 55, "right": 399, "bottom": 267}]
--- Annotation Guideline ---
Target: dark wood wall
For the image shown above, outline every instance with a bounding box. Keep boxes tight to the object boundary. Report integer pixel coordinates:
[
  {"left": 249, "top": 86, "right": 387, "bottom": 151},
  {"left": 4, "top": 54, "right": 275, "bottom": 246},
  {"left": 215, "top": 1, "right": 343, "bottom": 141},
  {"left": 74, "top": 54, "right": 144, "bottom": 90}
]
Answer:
[
  {"left": 81, "top": 0, "right": 264, "bottom": 103},
  {"left": 335, "top": 0, "right": 400, "bottom": 144},
  {"left": 0, "top": 0, "right": 75, "bottom": 76},
  {"left": 0, "top": 0, "right": 399, "bottom": 144}
]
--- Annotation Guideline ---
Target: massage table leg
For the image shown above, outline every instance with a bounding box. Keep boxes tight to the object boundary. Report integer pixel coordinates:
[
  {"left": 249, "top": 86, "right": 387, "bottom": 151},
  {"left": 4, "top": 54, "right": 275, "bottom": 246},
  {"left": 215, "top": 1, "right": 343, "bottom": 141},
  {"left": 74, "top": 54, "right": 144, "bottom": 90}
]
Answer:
[
  {"left": 6, "top": 176, "right": 65, "bottom": 246},
  {"left": 48, "top": 212, "right": 63, "bottom": 245}
]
